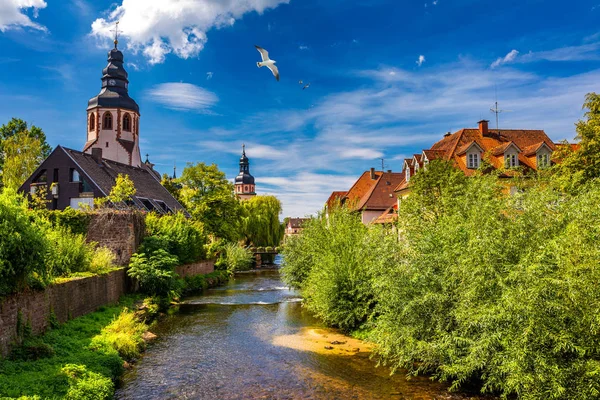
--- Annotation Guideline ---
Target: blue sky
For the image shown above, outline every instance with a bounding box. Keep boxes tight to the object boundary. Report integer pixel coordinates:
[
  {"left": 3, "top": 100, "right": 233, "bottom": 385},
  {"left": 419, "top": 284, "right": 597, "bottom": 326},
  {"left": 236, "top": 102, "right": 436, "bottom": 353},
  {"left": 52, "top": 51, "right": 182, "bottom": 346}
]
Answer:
[{"left": 1, "top": 0, "right": 599, "bottom": 217}]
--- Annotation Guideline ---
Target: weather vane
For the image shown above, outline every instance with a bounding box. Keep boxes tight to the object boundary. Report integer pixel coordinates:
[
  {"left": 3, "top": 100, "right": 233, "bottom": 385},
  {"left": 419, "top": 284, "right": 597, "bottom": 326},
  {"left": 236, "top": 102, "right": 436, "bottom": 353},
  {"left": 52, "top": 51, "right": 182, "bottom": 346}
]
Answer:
[{"left": 110, "top": 21, "right": 120, "bottom": 48}]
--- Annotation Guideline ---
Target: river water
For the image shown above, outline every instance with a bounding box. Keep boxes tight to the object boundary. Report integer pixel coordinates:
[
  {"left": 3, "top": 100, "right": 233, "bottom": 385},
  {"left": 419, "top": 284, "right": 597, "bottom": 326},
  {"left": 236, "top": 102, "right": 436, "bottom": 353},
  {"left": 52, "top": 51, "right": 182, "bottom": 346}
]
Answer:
[{"left": 116, "top": 265, "right": 484, "bottom": 399}]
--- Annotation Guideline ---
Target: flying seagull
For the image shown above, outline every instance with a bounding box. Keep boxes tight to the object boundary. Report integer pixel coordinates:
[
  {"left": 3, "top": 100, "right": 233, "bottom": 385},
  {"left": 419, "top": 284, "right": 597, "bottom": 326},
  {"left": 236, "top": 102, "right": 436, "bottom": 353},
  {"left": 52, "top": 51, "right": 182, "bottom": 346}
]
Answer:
[
  {"left": 255, "top": 45, "right": 279, "bottom": 81},
  {"left": 298, "top": 80, "right": 310, "bottom": 90}
]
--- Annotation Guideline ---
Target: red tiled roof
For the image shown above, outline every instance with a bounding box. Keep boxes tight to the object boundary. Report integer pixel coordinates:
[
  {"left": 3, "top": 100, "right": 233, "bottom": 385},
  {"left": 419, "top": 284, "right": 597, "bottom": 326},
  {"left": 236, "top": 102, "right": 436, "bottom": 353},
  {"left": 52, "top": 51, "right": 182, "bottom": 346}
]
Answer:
[
  {"left": 325, "top": 191, "right": 347, "bottom": 210},
  {"left": 356, "top": 171, "right": 405, "bottom": 211},
  {"left": 422, "top": 149, "right": 445, "bottom": 161},
  {"left": 343, "top": 171, "right": 382, "bottom": 208}
]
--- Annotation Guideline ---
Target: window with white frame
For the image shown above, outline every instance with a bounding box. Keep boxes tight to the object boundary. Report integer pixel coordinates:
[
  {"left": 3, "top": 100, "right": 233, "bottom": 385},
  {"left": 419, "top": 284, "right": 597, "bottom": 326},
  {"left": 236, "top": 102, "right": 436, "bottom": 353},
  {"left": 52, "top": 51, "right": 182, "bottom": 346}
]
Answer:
[
  {"left": 537, "top": 153, "right": 549, "bottom": 168},
  {"left": 505, "top": 153, "right": 518, "bottom": 168},
  {"left": 468, "top": 153, "right": 480, "bottom": 169},
  {"left": 405, "top": 167, "right": 410, "bottom": 182}
]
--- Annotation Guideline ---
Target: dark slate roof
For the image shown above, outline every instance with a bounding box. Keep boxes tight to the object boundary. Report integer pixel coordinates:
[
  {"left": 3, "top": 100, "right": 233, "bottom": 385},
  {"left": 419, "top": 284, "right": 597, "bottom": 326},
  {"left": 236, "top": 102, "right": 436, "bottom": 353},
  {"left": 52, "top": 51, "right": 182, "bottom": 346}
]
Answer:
[
  {"left": 287, "top": 218, "right": 309, "bottom": 229},
  {"left": 87, "top": 48, "right": 139, "bottom": 113},
  {"left": 62, "top": 147, "right": 186, "bottom": 214}
]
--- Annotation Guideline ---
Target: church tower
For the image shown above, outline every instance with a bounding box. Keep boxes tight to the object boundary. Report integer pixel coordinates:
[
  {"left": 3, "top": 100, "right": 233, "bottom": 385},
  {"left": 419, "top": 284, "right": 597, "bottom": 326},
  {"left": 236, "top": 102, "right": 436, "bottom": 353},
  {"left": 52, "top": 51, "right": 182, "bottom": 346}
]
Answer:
[
  {"left": 235, "top": 144, "right": 256, "bottom": 200},
  {"left": 84, "top": 32, "right": 142, "bottom": 167}
]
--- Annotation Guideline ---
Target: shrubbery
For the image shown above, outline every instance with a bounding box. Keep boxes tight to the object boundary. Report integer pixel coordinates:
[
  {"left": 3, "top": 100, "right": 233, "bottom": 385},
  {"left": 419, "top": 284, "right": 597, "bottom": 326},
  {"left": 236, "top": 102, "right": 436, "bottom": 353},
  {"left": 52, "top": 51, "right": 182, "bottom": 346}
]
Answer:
[
  {"left": 127, "top": 249, "right": 179, "bottom": 297},
  {"left": 145, "top": 212, "right": 207, "bottom": 264},
  {"left": 0, "top": 190, "right": 47, "bottom": 296},
  {"left": 89, "top": 309, "right": 147, "bottom": 360},
  {"left": 216, "top": 243, "right": 254, "bottom": 273},
  {"left": 283, "top": 158, "right": 600, "bottom": 398},
  {"left": 62, "top": 364, "right": 114, "bottom": 400}
]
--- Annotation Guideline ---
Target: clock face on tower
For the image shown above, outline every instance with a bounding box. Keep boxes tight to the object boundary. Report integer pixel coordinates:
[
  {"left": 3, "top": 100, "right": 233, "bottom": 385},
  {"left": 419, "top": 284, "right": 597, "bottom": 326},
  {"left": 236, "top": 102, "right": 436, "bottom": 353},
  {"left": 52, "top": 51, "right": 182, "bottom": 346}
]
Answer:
[{"left": 108, "top": 79, "right": 116, "bottom": 86}]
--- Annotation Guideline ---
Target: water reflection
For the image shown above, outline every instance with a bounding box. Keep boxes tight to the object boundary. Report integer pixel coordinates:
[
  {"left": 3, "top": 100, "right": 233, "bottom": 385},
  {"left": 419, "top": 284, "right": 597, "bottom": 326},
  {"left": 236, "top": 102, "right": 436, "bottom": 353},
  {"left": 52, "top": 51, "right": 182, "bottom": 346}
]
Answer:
[{"left": 116, "top": 270, "right": 486, "bottom": 399}]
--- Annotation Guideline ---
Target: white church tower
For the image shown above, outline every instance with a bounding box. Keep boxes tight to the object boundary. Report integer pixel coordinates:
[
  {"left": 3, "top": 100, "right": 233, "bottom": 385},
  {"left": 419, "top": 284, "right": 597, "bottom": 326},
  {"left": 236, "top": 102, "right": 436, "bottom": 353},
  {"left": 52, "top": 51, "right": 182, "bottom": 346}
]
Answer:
[{"left": 84, "top": 33, "right": 142, "bottom": 167}]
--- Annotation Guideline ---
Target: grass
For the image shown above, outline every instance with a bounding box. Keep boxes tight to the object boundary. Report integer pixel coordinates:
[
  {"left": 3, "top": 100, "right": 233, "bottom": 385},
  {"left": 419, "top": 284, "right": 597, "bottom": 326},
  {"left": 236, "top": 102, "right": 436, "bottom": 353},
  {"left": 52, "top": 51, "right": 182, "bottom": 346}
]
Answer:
[{"left": 0, "top": 295, "right": 141, "bottom": 400}]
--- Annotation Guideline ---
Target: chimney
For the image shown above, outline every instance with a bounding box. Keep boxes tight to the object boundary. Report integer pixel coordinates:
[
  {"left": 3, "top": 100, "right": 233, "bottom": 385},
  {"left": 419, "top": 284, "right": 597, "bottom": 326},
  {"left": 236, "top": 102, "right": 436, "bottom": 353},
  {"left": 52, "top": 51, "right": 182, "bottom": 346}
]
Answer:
[
  {"left": 444, "top": 132, "right": 451, "bottom": 137},
  {"left": 370, "top": 167, "right": 376, "bottom": 180},
  {"left": 91, "top": 148, "right": 103, "bottom": 163},
  {"left": 387, "top": 169, "right": 392, "bottom": 173},
  {"left": 478, "top": 120, "right": 489, "bottom": 136}
]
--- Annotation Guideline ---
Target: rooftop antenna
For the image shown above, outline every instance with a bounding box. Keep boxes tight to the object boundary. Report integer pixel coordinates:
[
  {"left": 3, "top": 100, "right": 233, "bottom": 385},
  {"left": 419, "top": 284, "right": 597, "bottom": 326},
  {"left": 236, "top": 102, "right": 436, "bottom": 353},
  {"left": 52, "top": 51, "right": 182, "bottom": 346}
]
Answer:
[
  {"left": 490, "top": 86, "right": 512, "bottom": 132},
  {"left": 380, "top": 158, "right": 387, "bottom": 171},
  {"left": 110, "top": 21, "right": 120, "bottom": 49}
]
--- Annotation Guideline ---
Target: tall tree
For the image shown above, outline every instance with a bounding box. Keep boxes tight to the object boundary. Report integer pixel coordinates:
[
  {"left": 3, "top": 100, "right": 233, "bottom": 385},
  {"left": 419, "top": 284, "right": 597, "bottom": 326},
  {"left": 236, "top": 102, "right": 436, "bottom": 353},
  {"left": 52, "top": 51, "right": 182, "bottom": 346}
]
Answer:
[
  {"left": 0, "top": 118, "right": 51, "bottom": 172},
  {"left": 178, "top": 162, "right": 242, "bottom": 241},
  {"left": 240, "top": 195, "right": 284, "bottom": 247},
  {"left": 2, "top": 131, "right": 45, "bottom": 190},
  {"left": 552, "top": 93, "right": 600, "bottom": 191}
]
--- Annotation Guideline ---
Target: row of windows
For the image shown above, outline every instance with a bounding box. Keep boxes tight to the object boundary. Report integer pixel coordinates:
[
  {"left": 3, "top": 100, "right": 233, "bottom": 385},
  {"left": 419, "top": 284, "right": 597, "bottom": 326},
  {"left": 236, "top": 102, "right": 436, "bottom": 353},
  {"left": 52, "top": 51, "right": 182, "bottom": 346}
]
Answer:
[
  {"left": 236, "top": 185, "right": 254, "bottom": 193},
  {"left": 89, "top": 112, "right": 135, "bottom": 132}
]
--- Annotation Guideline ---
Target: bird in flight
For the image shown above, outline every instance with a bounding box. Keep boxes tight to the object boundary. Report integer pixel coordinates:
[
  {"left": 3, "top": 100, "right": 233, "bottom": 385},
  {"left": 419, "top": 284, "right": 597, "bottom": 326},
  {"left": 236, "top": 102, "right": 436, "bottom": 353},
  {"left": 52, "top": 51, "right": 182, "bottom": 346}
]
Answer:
[
  {"left": 255, "top": 45, "right": 279, "bottom": 81},
  {"left": 298, "top": 81, "right": 310, "bottom": 90}
]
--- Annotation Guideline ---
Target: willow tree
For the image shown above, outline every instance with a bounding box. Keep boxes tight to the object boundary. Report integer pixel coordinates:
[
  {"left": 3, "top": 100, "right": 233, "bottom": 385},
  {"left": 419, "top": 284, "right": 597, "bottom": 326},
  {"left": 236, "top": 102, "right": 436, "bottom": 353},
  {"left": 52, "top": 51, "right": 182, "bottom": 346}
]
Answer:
[
  {"left": 240, "top": 195, "right": 283, "bottom": 247},
  {"left": 2, "top": 130, "right": 46, "bottom": 190}
]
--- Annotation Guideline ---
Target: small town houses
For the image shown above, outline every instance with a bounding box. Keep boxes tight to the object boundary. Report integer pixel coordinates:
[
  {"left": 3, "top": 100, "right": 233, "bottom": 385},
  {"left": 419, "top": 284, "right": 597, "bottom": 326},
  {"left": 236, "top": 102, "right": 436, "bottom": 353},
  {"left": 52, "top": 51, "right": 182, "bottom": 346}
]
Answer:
[{"left": 326, "top": 119, "right": 577, "bottom": 225}]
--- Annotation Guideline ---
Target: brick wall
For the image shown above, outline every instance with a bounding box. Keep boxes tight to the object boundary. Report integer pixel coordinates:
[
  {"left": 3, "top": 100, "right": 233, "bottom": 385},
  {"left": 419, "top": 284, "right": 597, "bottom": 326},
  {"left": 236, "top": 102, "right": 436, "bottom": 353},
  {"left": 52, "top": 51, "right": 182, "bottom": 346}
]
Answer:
[
  {"left": 0, "top": 269, "right": 128, "bottom": 357},
  {"left": 175, "top": 260, "right": 215, "bottom": 278},
  {"left": 86, "top": 211, "right": 145, "bottom": 266}
]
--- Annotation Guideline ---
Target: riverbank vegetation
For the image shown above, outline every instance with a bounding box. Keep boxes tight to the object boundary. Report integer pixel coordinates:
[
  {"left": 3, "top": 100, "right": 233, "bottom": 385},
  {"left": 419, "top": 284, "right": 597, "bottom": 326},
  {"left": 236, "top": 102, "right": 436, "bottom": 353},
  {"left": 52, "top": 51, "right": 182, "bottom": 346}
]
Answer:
[
  {"left": 282, "top": 93, "right": 600, "bottom": 399},
  {"left": 0, "top": 296, "right": 143, "bottom": 399}
]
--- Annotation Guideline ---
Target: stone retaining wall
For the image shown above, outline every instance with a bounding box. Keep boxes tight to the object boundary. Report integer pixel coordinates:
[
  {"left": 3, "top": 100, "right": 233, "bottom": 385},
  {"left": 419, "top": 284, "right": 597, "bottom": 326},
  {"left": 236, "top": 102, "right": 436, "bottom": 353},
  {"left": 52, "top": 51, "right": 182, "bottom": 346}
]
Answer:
[
  {"left": 175, "top": 260, "right": 215, "bottom": 278},
  {"left": 0, "top": 269, "right": 128, "bottom": 357}
]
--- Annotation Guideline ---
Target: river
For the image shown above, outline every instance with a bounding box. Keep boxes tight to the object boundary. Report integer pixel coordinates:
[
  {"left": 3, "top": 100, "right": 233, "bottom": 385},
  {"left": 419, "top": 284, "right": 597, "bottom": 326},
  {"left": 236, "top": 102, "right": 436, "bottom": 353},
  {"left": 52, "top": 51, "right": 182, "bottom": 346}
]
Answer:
[{"left": 116, "top": 263, "right": 485, "bottom": 399}]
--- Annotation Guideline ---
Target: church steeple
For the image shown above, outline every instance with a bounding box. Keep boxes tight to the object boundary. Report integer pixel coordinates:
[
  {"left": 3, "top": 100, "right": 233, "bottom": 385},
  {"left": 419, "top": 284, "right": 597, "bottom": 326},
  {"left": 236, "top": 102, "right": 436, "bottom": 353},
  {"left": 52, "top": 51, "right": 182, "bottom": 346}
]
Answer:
[
  {"left": 84, "top": 24, "right": 142, "bottom": 168},
  {"left": 235, "top": 144, "right": 256, "bottom": 200}
]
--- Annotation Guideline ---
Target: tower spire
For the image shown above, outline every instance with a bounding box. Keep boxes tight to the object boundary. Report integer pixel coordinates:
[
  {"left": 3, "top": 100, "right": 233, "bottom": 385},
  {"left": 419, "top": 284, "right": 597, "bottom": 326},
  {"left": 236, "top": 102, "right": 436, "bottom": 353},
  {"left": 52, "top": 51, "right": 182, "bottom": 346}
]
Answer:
[
  {"left": 242, "top": 143, "right": 246, "bottom": 156},
  {"left": 111, "top": 21, "right": 120, "bottom": 49},
  {"left": 173, "top": 162, "right": 177, "bottom": 179}
]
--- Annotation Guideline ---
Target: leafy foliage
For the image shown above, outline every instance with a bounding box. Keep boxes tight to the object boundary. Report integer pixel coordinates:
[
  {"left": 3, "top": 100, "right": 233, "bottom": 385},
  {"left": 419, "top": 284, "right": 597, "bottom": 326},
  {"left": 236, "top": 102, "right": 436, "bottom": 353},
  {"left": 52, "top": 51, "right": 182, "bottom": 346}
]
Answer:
[
  {"left": 0, "top": 190, "right": 47, "bottom": 296},
  {"left": 61, "top": 364, "right": 114, "bottom": 400},
  {"left": 46, "top": 207, "right": 91, "bottom": 235},
  {"left": 552, "top": 92, "right": 600, "bottom": 192},
  {"left": 0, "top": 118, "right": 51, "bottom": 186},
  {"left": 89, "top": 309, "right": 147, "bottom": 360},
  {"left": 127, "top": 249, "right": 179, "bottom": 296},
  {"left": 0, "top": 296, "right": 138, "bottom": 399},
  {"left": 239, "top": 195, "right": 284, "bottom": 247},
  {"left": 95, "top": 173, "right": 136, "bottom": 208},
  {"left": 2, "top": 130, "right": 46, "bottom": 190},
  {"left": 219, "top": 242, "right": 254, "bottom": 273},
  {"left": 281, "top": 207, "right": 398, "bottom": 332},
  {"left": 178, "top": 162, "right": 242, "bottom": 241},
  {"left": 144, "top": 212, "right": 207, "bottom": 264},
  {"left": 44, "top": 227, "right": 94, "bottom": 278}
]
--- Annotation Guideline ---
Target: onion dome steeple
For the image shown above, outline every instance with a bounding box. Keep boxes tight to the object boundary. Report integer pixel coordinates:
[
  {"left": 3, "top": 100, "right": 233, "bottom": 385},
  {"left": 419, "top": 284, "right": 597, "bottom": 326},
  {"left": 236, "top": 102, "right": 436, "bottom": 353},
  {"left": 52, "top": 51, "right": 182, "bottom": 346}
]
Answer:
[
  {"left": 87, "top": 32, "right": 139, "bottom": 113},
  {"left": 235, "top": 144, "right": 256, "bottom": 200}
]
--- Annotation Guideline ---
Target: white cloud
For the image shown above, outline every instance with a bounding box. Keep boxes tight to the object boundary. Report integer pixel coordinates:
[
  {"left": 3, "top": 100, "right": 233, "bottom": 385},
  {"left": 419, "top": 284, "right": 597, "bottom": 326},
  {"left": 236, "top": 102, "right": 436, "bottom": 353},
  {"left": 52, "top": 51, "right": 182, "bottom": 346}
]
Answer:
[
  {"left": 416, "top": 54, "right": 426, "bottom": 66},
  {"left": 0, "top": 0, "right": 47, "bottom": 32},
  {"left": 491, "top": 49, "right": 519, "bottom": 68},
  {"left": 146, "top": 82, "right": 218, "bottom": 112},
  {"left": 491, "top": 43, "right": 600, "bottom": 68},
  {"left": 127, "top": 62, "right": 140, "bottom": 71},
  {"left": 90, "top": 0, "right": 289, "bottom": 64},
  {"left": 299, "top": 45, "right": 309, "bottom": 50},
  {"left": 206, "top": 71, "right": 213, "bottom": 80}
]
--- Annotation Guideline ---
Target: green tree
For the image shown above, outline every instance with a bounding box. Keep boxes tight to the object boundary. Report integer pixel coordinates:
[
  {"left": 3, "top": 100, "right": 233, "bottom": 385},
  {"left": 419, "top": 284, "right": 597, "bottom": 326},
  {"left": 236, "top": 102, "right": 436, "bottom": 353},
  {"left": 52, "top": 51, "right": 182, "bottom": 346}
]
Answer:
[
  {"left": 552, "top": 93, "right": 600, "bottom": 191},
  {"left": 2, "top": 130, "right": 46, "bottom": 190},
  {"left": 160, "top": 173, "right": 181, "bottom": 203},
  {"left": 0, "top": 118, "right": 51, "bottom": 175},
  {"left": 240, "top": 195, "right": 284, "bottom": 247},
  {"left": 95, "top": 174, "right": 136, "bottom": 208},
  {"left": 178, "top": 162, "right": 241, "bottom": 241}
]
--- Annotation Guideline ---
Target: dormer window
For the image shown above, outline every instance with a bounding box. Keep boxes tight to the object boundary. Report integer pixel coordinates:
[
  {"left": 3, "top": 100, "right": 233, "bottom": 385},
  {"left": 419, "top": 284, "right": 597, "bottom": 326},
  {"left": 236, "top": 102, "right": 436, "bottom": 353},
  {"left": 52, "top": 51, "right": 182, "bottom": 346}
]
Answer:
[
  {"left": 103, "top": 112, "right": 113, "bottom": 130},
  {"left": 406, "top": 167, "right": 410, "bottom": 182},
  {"left": 537, "top": 153, "right": 549, "bottom": 168},
  {"left": 468, "top": 153, "right": 480, "bottom": 169},
  {"left": 505, "top": 153, "right": 518, "bottom": 168}
]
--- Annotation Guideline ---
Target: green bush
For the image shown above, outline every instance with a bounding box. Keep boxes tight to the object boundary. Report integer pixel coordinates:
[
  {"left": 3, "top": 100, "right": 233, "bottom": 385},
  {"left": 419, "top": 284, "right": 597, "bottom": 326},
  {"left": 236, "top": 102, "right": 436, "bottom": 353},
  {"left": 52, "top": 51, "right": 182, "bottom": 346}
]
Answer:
[
  {"left": 282, "top": 208, "right": 397, "bottom": 332},
  {"left": 62, "top": 364, "right": 114, "bottom": 400},
  {"left": 181, "top": 270, "right": 231, "bottom": 294},
  {"left": 89, "top": 247, "right": 116, "bottom": 273},
  {"left": 145, "top": 212, "right": 207, "bottom": 264},
  {"left": 0, "top": 190, "right": 47, "bottom": 296},
  {"left": 89, "top": 309, "right": 147, "bottom": 360},
  {"left": 47, "top": 207, "right": 91, "bottom": 235},
  {"left": 127, "top": 249, "right": 179, "bottom": 296},
  {"left": 222, "top": 243, "right": 254, "bottom": 273},
  {"left": 44, "top": 227, "right": 94, "bottom": 277}
]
